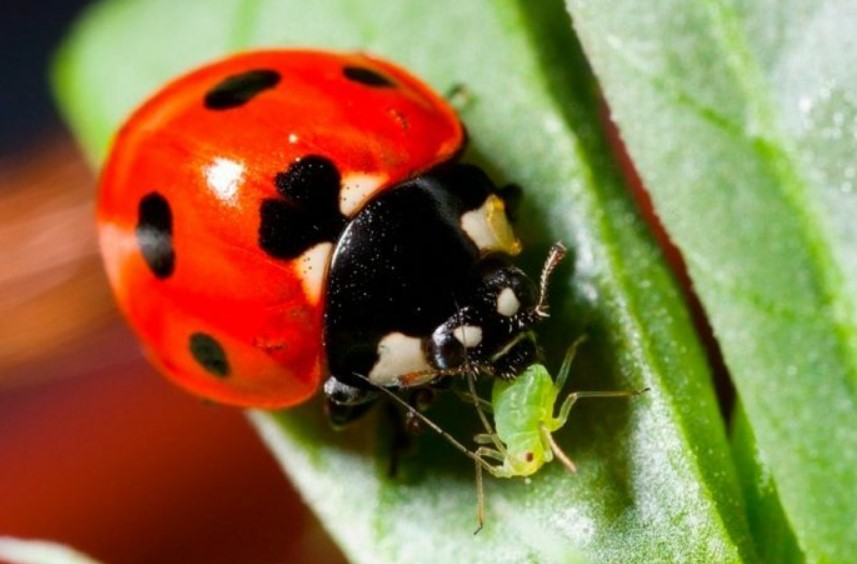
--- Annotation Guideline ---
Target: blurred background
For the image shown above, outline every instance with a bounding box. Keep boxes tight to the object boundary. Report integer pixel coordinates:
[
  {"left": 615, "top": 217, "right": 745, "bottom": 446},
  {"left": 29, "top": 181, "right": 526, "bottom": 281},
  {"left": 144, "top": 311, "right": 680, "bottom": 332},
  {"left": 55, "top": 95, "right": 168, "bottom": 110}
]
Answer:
[{"left": 0, "top": 2, "right": 343, "bottom": 561}]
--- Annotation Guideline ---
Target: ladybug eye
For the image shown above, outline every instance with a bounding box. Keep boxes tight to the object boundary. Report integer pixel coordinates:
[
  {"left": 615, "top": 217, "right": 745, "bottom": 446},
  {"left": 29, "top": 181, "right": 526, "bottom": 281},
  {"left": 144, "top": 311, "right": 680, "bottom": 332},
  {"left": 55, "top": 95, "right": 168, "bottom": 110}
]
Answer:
[
  {"left": 342, "top": 65, "right": 394, "bottom": 88},
  {"left": 204, "top": 69, "right": 281, "bottom": 110}
]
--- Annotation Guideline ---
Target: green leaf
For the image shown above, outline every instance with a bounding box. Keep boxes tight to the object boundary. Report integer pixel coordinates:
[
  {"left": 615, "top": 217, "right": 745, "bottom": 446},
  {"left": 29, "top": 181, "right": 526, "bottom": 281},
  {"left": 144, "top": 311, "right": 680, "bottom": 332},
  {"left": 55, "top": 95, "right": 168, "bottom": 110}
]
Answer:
[
  {"left": 731, "top": 403, "right": 803, "bottom": 563},
  {"left": 54, "top": 0, "right": 754, "bottom": 560},
  {"left": 565, "top": 0, "right": 857, "bottom": 559}
]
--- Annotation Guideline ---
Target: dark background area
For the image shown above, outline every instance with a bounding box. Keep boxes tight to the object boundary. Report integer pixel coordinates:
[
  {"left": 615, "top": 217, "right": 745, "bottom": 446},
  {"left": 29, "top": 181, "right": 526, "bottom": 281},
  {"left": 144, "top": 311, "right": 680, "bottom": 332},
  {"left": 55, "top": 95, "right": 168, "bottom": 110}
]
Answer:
[{"left": 0, "top": 0, "right": 94, "bottom": 156}]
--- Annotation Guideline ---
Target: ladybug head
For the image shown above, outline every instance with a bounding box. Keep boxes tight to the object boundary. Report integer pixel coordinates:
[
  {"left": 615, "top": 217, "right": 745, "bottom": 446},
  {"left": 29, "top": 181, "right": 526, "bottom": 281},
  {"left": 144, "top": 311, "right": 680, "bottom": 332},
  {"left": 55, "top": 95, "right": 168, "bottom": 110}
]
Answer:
[{"left": 427, "top": 244, "right": 564, "bottom": 380}]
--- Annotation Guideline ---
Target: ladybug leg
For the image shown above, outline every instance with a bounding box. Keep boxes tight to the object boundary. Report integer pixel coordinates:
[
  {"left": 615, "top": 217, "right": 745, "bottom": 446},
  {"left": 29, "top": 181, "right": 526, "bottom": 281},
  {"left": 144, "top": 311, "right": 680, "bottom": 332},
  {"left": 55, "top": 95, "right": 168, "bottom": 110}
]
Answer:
[
  {"left": 384, "top": 401, "right": 411, "bottom": 477},
  {"left": 402, "top": 387, "right": 438, "bottom": 434},
  {"left": 444, "top": 83, "right": 472, "bottom": 110},
  {"left": 386, "top": 388, "right": 438, "bottom": 477},
  {"left": 323, "top": 375, "right": 377, "bottom": 428}
]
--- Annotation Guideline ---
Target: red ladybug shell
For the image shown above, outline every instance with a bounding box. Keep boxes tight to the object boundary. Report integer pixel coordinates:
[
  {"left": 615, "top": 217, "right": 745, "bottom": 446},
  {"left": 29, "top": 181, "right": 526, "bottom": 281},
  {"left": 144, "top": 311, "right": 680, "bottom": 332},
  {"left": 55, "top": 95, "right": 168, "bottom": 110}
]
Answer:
[{"left": 98, "top": 50, "right": 463, "bottom": 408}]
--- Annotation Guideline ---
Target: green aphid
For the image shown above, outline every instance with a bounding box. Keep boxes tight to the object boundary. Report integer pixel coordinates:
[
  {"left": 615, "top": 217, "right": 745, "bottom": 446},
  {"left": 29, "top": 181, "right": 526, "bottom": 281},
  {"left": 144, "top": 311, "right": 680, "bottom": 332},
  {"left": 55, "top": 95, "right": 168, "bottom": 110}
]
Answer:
[
  {"left": 475, "top": 337, "right": 645, "bottom": 477},
  {"left": 378, "top": 336, "right": 647, "bottom": 531},
  {"left": 462, "top": 337, "right": 647, "bottom": 529}
]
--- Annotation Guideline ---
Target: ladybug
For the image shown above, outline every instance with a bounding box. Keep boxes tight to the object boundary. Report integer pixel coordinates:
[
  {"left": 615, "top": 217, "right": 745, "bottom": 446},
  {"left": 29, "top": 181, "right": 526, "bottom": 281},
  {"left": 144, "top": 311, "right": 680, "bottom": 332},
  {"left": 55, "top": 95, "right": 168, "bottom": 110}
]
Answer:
[{"left": 98, "top": 49, "right": 554, "bottom": 424}]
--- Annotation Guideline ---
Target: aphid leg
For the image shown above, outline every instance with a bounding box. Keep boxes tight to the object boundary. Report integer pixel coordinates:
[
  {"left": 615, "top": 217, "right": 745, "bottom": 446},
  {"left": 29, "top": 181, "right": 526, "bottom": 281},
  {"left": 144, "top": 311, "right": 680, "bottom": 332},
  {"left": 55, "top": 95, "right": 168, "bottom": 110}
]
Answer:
[
  {"left": 534, "top": 242, "right": 567, "bottom": 318},
  {"left": 469, "top": 434, "right": 514, "bottom": 535},
  {"left": 555, "top": 388, "right": 649, "bottom": 428},
  {"left": 475, "top": 448, "right": 512, "bottom": 476},
  {"left": 474, "top": 433, "right": 498, "bottom": 444},
  {"left": 452, "top": 303, "right": 501, "bottom": 447},
  {"left": 540, "top": 423, "right": 577, "bottom": 473},
  {"left": 452, "top": 388, "right": 494, "bottom": 413},
  {"left": 554, "top": 334, "right": 588, "bottom": 393},
  {"left": 474, "top": 459, "right": 485, "bottom": 534},
  {"left": 546, "top": 388, "right": 648, "bottom": 475},
  {"left": 460, "top": 346, "right": 490, "bottom": 536},
  {"left": 466, "top": 370, "right": 506, "bottom": 453},
  {"left": 548, "top": 337, "right": 648, "bottom": 473},
  {"left": 474, "top": 447, "right": 506, "bottom": 464},
  {"left": 553, "top": 335, "right": 649, "bottom": 427}
]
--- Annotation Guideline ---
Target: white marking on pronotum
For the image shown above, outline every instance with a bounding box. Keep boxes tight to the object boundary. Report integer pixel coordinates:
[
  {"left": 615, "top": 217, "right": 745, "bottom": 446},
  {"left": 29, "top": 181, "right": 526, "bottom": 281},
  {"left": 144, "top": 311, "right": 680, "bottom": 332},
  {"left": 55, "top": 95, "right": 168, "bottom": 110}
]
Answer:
[
  {"left": 368, "top": 332, "right": 433, "bottom": 386},
  {"left": 205, "top": 158, "right": 244, "bottom": 204},
  {"left": 453, "top": 325, "right": 483, "bottom": 348},
  {"left": 297, "top": 242, "right": 333, "bottom": 304},
  {"left": 496, "top": 287, "right": 520, "bottom": 317},
  {"left": 460, "top": 195, "right": 522, "bottom": 255},
  {"left": 339, "top": 173, "right": 387, "bottom": 216}
]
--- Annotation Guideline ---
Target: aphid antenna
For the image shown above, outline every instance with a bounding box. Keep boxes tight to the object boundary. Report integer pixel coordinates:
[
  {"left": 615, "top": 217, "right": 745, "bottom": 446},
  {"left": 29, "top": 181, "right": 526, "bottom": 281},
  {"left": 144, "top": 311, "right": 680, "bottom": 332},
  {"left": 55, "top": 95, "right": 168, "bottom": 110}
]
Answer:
[
  {"left": 534, "top": 242, "right": 567, "bottom": 318},
  {"left": 350, "top": 372, "right": 494, "bottom": 473}
]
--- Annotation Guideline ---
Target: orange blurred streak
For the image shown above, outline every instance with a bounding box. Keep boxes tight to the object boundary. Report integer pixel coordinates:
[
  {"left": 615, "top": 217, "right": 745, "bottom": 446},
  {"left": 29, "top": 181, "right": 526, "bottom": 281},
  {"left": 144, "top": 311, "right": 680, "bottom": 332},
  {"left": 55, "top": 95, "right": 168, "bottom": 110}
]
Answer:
[{"left": 0, "top": 141, "right": 112, "bottom": 378}]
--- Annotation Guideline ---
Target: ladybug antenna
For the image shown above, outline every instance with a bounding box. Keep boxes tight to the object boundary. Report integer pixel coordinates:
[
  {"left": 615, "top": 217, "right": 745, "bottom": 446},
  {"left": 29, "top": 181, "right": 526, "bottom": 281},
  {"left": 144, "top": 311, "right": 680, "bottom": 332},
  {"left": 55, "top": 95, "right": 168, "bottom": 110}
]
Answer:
[{"left": 534, "top": 242, "right": 567, "bottom": 318}]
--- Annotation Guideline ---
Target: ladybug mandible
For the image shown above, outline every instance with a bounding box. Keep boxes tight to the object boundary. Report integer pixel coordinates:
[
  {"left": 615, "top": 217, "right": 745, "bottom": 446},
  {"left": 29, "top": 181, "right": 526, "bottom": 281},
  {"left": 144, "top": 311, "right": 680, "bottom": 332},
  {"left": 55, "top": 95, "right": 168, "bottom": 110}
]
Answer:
[{"left": 98, "top": 49, "right": 554, "bottom": 424}]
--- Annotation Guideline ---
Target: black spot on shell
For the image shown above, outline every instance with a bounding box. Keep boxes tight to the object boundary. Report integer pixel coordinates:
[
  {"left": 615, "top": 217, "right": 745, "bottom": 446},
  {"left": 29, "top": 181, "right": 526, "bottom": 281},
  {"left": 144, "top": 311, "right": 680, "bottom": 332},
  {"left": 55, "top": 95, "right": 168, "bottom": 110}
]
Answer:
[
  {"left": 259, "top": 155, "right": 346, "bottom": 259},
  {"left": 343, "top": 65, "right": 394, "bottom": 88},
  {"left": 274, "top": 155, "right": 341, "bottom": 212},
  {"left": 204, "top": 69, "right": 281, "bottom": 110},
  {"left": 259, "top": 199, "right": 329, "bottom": 259},
  {"left": 189, "top": 332, "right": 230, "bottom": 377},
  {"left": 136, "top": 192, "right": 175, "bottom": 279}
]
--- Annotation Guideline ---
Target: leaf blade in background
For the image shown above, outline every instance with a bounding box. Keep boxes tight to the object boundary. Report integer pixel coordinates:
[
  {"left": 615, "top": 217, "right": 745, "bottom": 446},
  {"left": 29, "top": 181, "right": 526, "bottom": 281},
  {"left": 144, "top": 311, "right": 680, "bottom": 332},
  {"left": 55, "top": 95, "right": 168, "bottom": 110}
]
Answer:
[
  {"left": 565, "top": 0, "right": 857, "bottom": 559},
  {"left": 53, "top": 0, "right": 754, "bottom": 560},
  {"left": 731, "top": 403, "right": 803, "bottom": 563}
]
